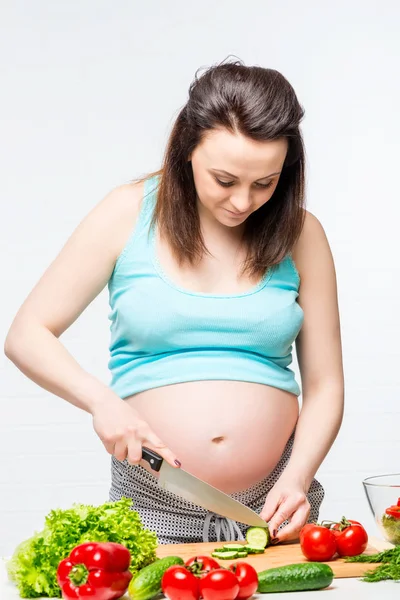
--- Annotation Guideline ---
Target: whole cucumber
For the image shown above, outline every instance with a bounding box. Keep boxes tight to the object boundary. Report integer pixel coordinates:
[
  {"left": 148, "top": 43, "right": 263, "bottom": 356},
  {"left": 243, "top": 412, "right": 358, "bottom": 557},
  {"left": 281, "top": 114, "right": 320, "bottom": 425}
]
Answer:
[
  {"left": 257, "top": 562, "right": 334, "bottom": 593},
  {"left": 128, "top": 555, "right": 184, "bottom": 600}
]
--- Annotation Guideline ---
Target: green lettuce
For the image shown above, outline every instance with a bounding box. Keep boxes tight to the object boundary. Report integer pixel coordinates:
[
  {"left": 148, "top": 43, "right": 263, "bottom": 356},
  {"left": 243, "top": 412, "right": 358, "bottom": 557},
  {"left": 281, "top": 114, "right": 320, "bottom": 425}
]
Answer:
[
  {"left": 7, "top": 497, "right": 158, "bottom": 598},
  {"left": 381, "top": 514, "right": 400, "bottom": 545}
]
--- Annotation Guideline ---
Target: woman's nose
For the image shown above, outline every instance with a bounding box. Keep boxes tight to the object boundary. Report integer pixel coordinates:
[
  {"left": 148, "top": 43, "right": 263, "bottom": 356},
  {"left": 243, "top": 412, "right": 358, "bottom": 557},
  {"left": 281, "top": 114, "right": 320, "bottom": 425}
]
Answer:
[{"left": 230, "top": 191, "right": 252, "bottom": 213}]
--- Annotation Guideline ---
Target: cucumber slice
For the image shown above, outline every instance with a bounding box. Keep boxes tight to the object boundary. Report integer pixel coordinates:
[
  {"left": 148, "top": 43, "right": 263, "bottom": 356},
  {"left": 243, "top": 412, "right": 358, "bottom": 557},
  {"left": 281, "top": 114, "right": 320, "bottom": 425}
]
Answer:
[
  {"left": 211, "top": 550, "right": 240, "bottom": 560},
  {"left": 243, "top": 545, "right": 266, "bottom": 554},
  {"left": 236, "top": 551, "right": 249, "bottom": 558},
  {"left": 246, "top": 526, "right": 270, "bottom": 548},
  {"left": 222, "top": 543, "right": 247, "bottom": 550}
]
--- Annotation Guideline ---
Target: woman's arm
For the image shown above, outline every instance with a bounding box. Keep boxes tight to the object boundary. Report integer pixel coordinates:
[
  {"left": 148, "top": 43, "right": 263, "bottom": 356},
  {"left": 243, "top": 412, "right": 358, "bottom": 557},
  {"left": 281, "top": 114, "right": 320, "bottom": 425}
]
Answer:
[
  {"left": 4, "top": 184, "right": 140, "bottom": 413},
  {"left": 282, "top": 210, "right": 345, "bottom": 488},
  {"left": 4, "top": 182, "right": 181, "bottom": 467},
  {"left": 260, "top": 210, "right": 344, "bottom": 540}
]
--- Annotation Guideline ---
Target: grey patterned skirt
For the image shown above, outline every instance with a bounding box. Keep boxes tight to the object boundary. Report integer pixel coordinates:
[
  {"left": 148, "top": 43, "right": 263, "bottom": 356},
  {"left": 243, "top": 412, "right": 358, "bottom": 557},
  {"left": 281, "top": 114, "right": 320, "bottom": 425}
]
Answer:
[{"left": 109, "top": 432, "right": 325, "bottom": 544}]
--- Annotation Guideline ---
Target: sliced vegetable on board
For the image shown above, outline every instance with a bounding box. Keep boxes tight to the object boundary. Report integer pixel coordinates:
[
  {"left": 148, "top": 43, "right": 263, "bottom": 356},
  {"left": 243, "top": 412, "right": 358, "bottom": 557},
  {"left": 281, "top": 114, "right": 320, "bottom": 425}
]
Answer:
[
  {"left": 245, "top": 527, "right": 270, "bottom": 549},
  {"left": 211, "top": 526, "right": 270, "bottom": 560}
]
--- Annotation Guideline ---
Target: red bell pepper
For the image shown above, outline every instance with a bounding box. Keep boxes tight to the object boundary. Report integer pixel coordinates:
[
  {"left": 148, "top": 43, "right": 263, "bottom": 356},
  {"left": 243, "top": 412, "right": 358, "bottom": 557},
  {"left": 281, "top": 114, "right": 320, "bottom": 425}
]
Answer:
[
  {"left": 385, "top": 498, "right": 400, "bottom": 519},
  {"left": 57, "top": 542, "right": 132, "bottom": 600}
]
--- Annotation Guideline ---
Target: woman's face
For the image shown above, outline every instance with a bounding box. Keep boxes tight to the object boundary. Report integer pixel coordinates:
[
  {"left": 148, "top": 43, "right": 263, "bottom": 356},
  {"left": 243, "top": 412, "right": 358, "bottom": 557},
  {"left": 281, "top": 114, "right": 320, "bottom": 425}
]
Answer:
[{"left": 189, "top": 128, "right": 288, "bottom": 229}]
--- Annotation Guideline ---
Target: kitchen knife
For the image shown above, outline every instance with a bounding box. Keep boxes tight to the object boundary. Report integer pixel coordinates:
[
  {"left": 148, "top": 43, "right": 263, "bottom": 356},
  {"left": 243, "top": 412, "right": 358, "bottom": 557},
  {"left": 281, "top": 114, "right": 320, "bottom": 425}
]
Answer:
[{"left": 142, "top": 447, "right": 268, "bottom": 528}]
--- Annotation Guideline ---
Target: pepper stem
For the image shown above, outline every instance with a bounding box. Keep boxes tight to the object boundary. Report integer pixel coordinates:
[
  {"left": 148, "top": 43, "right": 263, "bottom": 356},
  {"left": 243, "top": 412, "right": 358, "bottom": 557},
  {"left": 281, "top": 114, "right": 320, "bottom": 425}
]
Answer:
[{"left": 68, "top": 564, "right": 89, "bottom": 586}]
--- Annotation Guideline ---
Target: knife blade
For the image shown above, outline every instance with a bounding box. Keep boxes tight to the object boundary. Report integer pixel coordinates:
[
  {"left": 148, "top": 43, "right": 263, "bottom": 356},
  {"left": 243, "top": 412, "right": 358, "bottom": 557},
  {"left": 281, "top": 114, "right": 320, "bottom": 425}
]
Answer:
[{"left": 142, "top": 447, "right": 268, "bottom": 528}]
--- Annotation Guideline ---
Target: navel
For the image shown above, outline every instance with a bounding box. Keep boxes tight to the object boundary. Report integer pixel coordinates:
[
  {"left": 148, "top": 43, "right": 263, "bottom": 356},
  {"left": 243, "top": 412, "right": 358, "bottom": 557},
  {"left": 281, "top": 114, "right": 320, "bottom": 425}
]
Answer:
[{"left": 211, "top": 436, "right": 225, "bottom": 444}]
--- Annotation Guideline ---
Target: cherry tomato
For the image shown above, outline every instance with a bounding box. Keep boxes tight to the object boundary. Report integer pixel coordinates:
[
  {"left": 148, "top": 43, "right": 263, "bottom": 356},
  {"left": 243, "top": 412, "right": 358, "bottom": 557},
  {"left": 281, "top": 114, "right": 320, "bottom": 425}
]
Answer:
[
  {"left": 229, "top": 562, "right": 258, "bottom": 600},
  {"left": 162, "top": 565, "right": 200, "bottom": 600},
  {"left": 331, "top": 523, "right": 368, "bottom": 557},
  {"left": 199, "top": 568, "right": 239, "bottom": 600},
  {"left": 185, "top": 556, "right": 220, "bottom": 577},
  {"left": 300, "top": 525, "right": 337, "bottom": 561}
]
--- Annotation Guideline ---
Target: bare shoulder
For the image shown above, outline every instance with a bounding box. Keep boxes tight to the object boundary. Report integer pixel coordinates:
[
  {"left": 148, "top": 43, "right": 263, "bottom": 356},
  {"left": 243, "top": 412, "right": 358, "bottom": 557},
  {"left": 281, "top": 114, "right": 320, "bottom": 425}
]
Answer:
[
  {"left": 92, "top": 179, "right": 145, "bottom": 258},
  {"left": 99, "top": 180, "right": 145, "bottom": 228},
  {"left": 291, "top": 210, "right": 334, "bottom": 279}
]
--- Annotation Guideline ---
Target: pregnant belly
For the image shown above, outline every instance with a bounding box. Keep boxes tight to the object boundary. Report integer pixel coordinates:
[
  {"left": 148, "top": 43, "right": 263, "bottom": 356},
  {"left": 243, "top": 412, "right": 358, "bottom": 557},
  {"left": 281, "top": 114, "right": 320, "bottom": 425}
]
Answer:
[{"left": 125, "top": 380, "right": 299, "bottom": 494}]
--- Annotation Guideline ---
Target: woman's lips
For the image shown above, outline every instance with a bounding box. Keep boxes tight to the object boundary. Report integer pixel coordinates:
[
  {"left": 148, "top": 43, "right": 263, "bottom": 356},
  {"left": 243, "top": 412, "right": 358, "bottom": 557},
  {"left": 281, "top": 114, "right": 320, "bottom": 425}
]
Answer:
[{"left": 224, "top": 208, "right": 247, "bottom": 218}]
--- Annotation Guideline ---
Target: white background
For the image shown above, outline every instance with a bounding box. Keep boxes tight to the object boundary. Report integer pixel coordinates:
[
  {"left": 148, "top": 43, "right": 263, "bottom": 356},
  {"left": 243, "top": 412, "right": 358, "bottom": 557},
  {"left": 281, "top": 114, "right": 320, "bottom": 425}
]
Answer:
[{"left": 1, "top": 1, "right": 399, "bottom": 558}]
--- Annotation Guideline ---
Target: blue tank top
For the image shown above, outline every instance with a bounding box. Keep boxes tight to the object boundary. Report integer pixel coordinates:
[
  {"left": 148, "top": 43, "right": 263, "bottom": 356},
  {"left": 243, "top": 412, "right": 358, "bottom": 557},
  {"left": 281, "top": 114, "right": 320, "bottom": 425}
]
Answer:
[{"left": 108, "top": 175, "right": 304, "bottom": 398}]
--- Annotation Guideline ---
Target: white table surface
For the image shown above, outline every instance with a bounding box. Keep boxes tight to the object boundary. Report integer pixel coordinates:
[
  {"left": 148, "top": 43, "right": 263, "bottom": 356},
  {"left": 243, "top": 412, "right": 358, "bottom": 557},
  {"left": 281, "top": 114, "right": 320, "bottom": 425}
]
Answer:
[{"left": 1, "top": 537, "right": 398, "bottom": 600}]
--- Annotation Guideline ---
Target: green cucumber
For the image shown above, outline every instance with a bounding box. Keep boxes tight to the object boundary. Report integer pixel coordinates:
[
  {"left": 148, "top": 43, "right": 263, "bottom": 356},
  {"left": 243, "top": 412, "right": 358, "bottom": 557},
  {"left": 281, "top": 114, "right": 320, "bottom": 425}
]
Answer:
[
  {"left": 211, "top": 550, "right": 240, "bottom": 559},
  {"left": 222, "top": 543, "right": 246, "bottom": 550},
  {"left": 243, "top": 545, "right": 266, "bottom": 554},
  {"left": 236, "top": 551, "right": 249, "bottom": 557},
  {"left": 257, "top": 562, "right": 334, "bottom": 593},
  {"left": 128, "top": 556, "right": 184, "bottom": 600},
  {"left": 246, "top": 526, "right": 270, "bottom": 548}
]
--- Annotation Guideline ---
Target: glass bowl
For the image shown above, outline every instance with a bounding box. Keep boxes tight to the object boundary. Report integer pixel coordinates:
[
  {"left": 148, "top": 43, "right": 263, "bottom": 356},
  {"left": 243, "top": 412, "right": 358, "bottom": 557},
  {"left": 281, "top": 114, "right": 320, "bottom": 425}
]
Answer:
[{"left": 363, "top": 474, "right": 400, "bottom": 545}]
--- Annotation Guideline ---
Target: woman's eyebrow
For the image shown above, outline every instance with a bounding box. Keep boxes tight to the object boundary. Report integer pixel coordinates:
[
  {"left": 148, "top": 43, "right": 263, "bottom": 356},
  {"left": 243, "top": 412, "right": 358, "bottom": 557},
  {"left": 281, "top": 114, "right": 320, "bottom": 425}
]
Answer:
[{"left": 211, "top": 168, "right": 281, "bottom": 180}]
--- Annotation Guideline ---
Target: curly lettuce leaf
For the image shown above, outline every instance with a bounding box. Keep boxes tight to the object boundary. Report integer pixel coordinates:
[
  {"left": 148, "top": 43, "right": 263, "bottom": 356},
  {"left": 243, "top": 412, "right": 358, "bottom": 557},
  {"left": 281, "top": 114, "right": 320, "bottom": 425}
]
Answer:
[{"left": 7, "top": 497, "right": 158, "bottom": 598}]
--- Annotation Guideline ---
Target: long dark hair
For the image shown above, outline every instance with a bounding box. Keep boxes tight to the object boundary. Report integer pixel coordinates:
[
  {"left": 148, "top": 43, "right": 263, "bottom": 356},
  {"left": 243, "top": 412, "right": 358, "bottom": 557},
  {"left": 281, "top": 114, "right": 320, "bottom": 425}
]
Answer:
[{"left": 147, "top": 59, "right": 306, "bottom": 278}]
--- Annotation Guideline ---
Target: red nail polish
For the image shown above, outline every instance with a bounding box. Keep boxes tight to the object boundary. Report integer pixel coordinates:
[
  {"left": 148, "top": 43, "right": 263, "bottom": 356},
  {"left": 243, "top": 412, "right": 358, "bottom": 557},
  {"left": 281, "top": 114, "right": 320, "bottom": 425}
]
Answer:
[
  {"left": 174, "top": 459, "right": 182, "bottom": 467},
  {"left": 271, "top": 537, "right": 280, "bottom": 545}
]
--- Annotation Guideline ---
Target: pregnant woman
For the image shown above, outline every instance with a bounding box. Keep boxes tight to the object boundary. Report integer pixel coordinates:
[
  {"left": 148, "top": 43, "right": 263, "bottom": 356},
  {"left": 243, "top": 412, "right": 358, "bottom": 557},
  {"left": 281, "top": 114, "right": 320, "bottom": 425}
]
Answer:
[{"left": 4, "top": 60, "right": 344, "bottom": 545}]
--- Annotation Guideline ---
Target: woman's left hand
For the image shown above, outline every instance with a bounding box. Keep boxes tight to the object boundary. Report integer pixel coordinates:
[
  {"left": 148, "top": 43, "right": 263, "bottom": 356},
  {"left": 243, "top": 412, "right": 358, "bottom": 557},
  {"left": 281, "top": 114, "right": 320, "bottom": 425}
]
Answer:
[{"left": 259, "top": 473, "right": 311, "bottom": 542}]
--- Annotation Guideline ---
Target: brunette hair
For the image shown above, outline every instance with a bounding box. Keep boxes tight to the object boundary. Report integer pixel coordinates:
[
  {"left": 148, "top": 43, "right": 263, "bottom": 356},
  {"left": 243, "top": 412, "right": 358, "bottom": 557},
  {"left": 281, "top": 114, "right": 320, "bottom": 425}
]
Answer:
[{"left": 147, "top": 58, "right": 306, "bottom": 278}]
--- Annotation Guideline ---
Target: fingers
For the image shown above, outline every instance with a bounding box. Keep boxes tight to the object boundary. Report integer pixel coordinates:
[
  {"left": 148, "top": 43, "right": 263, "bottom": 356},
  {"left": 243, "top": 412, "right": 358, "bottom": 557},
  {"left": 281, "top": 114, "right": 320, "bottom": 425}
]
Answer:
[
  {"left": 275, "top": 503, "right": 311, "bottom": 542},
  {"left": 144, "top": 431, "right": 181, "bottom": 468},
  {"left": 260, "top": 493, "right": 280, "bottom": 524},
  {"left": 126, "top": 438, "right": 143, "bottom": 465},
  {"left": 95, "top": 408, "right": 181, "bottom": 468},
  {"left": 269, "top": 496, "right": 311, "bottom": 542},
  {"left": 112, "top": 424, "right": 181, "bottom": 468},
  {"left": 113, "top": 438, "right": 128, "bottom": 462}
]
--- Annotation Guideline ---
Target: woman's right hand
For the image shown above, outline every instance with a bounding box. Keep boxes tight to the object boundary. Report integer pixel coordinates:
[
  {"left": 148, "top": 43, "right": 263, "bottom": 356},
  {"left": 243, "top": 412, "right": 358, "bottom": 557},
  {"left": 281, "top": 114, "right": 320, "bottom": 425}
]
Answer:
[{"left": 91, "top": 398, "right": 181, "bottom": 469}]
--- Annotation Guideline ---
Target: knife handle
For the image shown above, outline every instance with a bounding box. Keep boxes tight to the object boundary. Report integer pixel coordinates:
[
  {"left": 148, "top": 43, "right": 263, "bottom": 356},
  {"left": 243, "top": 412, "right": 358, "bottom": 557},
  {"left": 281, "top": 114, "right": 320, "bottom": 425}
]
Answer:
[{"left": 141, "top": 446, "right": 163, "bottom": 472}]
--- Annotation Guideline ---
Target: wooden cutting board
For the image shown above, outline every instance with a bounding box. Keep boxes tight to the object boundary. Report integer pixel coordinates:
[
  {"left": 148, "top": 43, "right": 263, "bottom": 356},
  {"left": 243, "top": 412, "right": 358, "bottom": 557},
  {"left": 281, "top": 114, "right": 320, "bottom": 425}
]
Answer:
[{"left": 156, "top": 536, "right": 393, "bottom": 579}]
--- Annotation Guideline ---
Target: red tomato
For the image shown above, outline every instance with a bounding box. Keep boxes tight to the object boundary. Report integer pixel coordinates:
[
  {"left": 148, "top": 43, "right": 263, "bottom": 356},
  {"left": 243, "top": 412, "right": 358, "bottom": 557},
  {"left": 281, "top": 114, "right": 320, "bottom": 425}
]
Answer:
[
  {"left": 333, "top": 523, "right": 368, "bottom": 557},
  {"left": 300, "top": 525, "right": 337, "bottom": 561},
  {"left": 332, "top": 519, "right": 362, "bottom": 534},
  {"left": 162, "top": 565, "right": 200, "bottom": 600},
  {"left": 185, "top": 556, "right": 220, "bottom": 577},
  {"left": 299, "top": 523, "right": 315, "bottom": 543},
  {"left": 229, "top": 562, "right": 258, "bottom": 600},
  {"left": 199, "top": 568, "right": 239, "bottom": 600}
]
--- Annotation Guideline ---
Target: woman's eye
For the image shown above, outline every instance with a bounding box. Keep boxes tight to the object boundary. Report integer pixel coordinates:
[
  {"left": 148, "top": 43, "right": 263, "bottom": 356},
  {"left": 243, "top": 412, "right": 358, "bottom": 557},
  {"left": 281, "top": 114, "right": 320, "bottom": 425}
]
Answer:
[
  {"left": 216, "top": 178, "right": 234, "bottom": 187},
  {"left": 255, "top": 180, "right": 274, "bottom": 189},
  {"left": 215, "top": 178, "right": 274, "bottom": 189}
]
